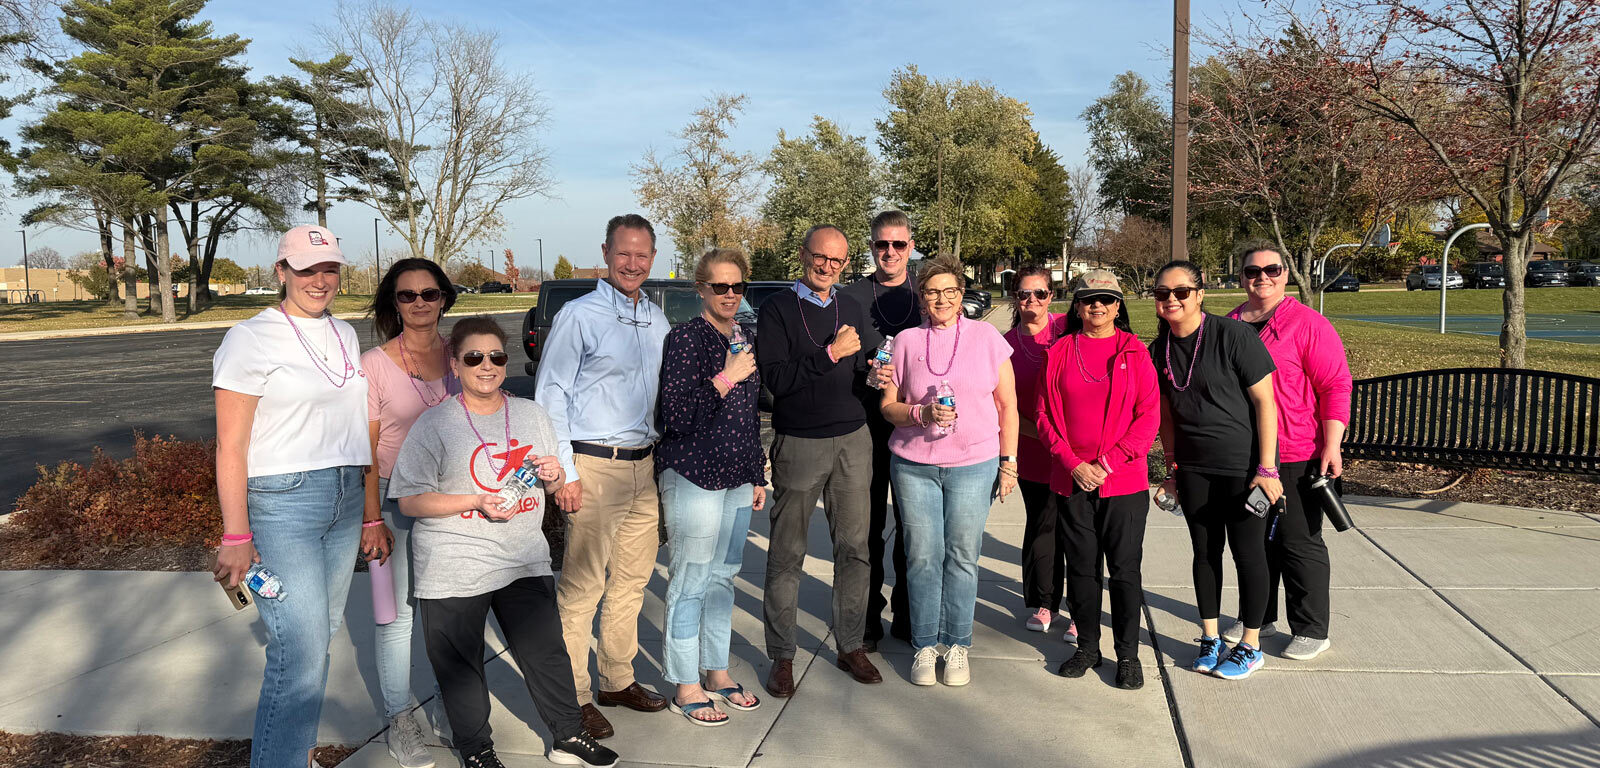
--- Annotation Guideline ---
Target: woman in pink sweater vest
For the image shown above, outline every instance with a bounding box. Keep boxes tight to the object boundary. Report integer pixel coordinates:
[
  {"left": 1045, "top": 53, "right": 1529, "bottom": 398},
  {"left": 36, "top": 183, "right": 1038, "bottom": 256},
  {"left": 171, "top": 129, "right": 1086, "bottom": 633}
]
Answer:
[{"left": 1035, "top": 270, "right": 1161, "bottom": 690}]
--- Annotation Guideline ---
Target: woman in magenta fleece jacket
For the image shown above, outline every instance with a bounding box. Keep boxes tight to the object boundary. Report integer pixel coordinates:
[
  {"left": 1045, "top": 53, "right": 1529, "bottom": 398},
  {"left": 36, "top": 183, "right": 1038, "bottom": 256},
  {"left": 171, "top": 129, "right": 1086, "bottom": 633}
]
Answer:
[
  {"left": 1223, "top": 242, "right": 1352, "bottom": 662},
  {"left": 1035, "top": 270, "right": 1160, "bottom": 690}
]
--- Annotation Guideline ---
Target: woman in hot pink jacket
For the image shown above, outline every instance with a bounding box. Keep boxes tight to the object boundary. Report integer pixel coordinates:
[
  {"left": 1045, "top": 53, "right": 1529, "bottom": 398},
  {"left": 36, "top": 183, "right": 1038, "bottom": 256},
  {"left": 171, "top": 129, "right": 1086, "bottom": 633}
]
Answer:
[
  {"left": 1035, "top": 270, "right": 1160, "bottom": 690},
  {"left": 1224, "top": 241, "right": 1352, "bottom": 662}
]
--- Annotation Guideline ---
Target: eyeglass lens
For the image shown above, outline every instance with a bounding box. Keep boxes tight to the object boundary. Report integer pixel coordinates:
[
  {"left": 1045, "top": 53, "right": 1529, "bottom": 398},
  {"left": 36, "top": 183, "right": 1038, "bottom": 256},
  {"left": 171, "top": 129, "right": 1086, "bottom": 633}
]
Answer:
[
  {"left": 873, "top": 240, "right": 909, "bottom": 251},
  {"left": 1152, "top": 287, "right": 1196, "bottom": 301},
  {"left": 1242, "top": 264, "right": 1284, "bottom": 279},
  {"left": 397, "top": 288, "right": 443, "bottom": 304},
  {"left": 462, "top": 350, "right": 508, "bottom": 367},
  {"left": 704, "top": 282, "right": 748, "bottom": 295}
]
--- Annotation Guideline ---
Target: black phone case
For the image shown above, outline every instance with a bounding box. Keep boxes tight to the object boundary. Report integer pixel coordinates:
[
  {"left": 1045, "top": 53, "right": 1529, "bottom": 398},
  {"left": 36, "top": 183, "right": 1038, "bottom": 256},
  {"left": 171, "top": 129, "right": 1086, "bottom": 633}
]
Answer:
[{"left": 1244, "top": 487, "right": 1271, "bottom": 518}]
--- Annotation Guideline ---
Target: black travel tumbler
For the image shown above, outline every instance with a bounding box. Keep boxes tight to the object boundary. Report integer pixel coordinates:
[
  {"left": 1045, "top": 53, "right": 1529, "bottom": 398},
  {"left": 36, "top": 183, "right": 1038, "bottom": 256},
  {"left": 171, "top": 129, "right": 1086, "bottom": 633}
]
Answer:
[{"left": 1309, "top": 474, "right": 1354, "bottom": 532}]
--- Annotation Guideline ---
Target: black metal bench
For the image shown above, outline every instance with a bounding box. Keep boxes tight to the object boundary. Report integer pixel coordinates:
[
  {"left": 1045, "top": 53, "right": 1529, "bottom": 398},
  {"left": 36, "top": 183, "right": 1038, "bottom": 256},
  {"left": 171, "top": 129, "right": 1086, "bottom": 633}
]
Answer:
[{"left": 1345, "top": 367, "right": 1600, "bottom": 476}]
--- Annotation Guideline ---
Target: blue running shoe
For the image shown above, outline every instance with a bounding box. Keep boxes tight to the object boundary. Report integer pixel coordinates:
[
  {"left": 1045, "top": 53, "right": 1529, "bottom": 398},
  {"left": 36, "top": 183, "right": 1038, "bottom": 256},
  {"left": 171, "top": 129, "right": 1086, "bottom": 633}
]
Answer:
[
  {"left": 1212, "top": 642, "right": 1264, "bottom": 680},
  {"left": 1191, "top": 636, "right": 1225, "bottom": 674}
]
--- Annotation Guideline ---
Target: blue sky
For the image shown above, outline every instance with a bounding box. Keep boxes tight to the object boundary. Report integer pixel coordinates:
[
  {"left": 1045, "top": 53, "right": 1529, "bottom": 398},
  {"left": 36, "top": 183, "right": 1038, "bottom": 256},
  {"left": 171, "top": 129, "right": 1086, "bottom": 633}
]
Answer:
[{"left": 6, "top": 0, "right": 1182, "bottom": 277}]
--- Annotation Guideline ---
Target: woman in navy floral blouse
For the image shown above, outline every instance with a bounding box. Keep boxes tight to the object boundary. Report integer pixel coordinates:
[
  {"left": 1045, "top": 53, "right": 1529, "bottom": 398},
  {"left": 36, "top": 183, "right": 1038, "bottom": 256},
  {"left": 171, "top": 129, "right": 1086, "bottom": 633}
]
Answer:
[{"left": 655, "top": 248, "right": 767, "bottom": 726}]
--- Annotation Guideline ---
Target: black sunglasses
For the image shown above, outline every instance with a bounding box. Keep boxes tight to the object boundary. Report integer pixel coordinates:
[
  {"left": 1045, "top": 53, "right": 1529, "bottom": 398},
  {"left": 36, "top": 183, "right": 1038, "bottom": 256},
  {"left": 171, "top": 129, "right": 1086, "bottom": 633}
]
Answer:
[
  {"left": 1077, "top": 294, "right": 1120, "bottom": 306},
  {"left": 396, "top": 288, "right": 443, "bottom": 304},
  {"left": 700, "top": 281, "right": 748, "bottom": 295},
  {"left": 461, "top": 350, "right": 508, "bottom": 367},
  {"left": 1152, "top": 286, "right": 1199, "bottom": 302},
  {"left": 873, "top": 239, "right": 910, "bottom": 251},
  {"left": 1014, "top": 288, "right": 1051, "bottom": 301},
  {"left": 1242, "top": 264, "right": 1285, "bottom": 280}
]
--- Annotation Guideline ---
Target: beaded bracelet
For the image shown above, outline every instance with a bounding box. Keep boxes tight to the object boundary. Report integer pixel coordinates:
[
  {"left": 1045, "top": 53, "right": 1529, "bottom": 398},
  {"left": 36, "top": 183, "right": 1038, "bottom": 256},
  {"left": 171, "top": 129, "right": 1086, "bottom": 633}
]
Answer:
[
  {"left": 1255, "top": 465, "right": 1281, "bottom": 479},
  {"left": 362, "top": 519, "right": 385, "bottom": 528}
]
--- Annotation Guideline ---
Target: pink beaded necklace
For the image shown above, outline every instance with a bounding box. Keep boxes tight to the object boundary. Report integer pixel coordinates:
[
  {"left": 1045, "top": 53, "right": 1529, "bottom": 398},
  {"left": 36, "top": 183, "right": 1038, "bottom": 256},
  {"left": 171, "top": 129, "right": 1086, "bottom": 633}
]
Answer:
[
  {"left": 1013, "top": 315, "right": 1054, "bottom": 365},
  {"left": 924, "top": 317, "right": 963, "bottom": 377},
  {"left": 1163, "top": 315, "right": 1207, "bottom": 391},
  {"left": 1073, "top": 332, "right": 1112, "bottom": 384},
  {"left": 399, "top": 333, "right": 449, "bottom": 407},
  {"left": 459, "top": 391, "right": 512, "bottom": 476},
  {"left": 280, "top": 302, "right": 356, "bottom": 388}
]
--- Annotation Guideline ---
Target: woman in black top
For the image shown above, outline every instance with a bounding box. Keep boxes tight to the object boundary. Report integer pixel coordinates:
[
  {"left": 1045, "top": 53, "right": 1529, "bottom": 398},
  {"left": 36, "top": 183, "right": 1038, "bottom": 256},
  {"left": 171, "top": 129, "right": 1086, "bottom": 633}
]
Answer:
[
  {"left": 656, "top": 248, "right": 766, "bottom": 725},
  {"left": 1149, "top": 260, "right": 1282, "bottom": 681}
]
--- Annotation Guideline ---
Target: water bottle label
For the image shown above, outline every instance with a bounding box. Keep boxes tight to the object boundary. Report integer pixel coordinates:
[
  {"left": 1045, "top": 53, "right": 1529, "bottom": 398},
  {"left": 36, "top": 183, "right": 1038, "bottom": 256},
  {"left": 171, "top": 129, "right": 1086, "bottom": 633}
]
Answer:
[
  {"left": 513, "top": 466, "right": 539, "bottom": 485},
  {"left": 938, "top": 396, "right": 956, "bottom": 407},
  {"left": 731, "top": 341, "right": 746, "bottom": 355},
  {"left": 873, "top": 348, "right": 892, "bottom": 365}
]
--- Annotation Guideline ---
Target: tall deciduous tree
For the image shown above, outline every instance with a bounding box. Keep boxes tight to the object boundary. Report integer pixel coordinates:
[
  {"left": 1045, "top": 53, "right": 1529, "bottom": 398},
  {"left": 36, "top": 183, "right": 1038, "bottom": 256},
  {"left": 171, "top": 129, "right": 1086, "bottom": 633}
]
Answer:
[
  {"left": 1081, "top": 72, "right": 1171, "bottom": 220},
  {"left": 877, "top": 66, "right": 1036, "bottom": 259},
  {"left": 634, "top": 93, "right": 771, "bottom": 277},
  {"left": 323, "top": 1, "right": 553, "bottom": 266},
  {"left": 1309, "top": 0, "right": 1600, "bottom": 367},
  {"left": 761, "top": 116, "right": 880, "bottom": 274}
]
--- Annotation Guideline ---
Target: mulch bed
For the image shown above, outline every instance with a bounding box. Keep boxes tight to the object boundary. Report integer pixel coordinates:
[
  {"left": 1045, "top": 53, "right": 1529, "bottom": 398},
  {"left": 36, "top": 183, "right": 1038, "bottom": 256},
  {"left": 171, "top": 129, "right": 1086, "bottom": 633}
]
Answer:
[
  {"left": 0, "top": 732, "right": 354, "bottom": 768},
  {"left": 1341, "top": 460, "right": 1599, "bottom": 515}
]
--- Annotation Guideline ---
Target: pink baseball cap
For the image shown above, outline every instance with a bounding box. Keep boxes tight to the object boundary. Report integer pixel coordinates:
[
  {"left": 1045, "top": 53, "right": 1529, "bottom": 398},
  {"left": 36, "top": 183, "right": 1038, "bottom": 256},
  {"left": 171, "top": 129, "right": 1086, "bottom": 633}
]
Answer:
[{"left": 277, "top": 225, "right": 346, "bottom": 270}]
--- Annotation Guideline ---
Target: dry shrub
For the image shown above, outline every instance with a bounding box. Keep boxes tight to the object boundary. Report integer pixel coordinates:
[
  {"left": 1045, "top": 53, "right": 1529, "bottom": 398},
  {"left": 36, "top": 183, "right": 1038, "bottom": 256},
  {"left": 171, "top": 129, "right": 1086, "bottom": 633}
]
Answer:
[{"left": 11, "top": 433, "right": 220, "bottom": 562}]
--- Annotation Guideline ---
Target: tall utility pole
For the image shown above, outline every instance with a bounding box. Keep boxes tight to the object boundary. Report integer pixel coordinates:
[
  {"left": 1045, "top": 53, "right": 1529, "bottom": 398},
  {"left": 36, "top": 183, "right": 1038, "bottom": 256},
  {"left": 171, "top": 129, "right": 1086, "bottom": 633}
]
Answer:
[
  {"left": 372, "top": 218, "right": 380, "bottom": 270},
  {"left": 536, "top": 238, "right": 544, "bottom": 282},
  {"left": 1171, "top": 0, "right": 1190, "bottom": 265},
  {"left": 16, "top": 229, "right": 30, "bottom": 302},
  {"left": 489, "top": 248, "right": 496, "bottom": 275}
]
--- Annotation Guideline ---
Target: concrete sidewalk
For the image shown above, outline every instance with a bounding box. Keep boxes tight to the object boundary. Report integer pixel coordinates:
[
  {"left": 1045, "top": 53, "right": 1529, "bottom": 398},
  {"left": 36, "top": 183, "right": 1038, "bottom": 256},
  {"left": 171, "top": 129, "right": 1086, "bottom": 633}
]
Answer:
[{"left": 2, "top": 493, "right": 1598, "bottom": 767}]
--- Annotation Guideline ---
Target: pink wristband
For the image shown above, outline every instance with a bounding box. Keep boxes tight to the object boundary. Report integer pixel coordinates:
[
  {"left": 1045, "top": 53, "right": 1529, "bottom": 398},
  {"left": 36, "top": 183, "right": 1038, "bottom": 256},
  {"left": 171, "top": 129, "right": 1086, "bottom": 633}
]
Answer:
[
  {"left": 827, "top": 345, "right": 839, "bottom": 364},
  {"left": 362, "top": 519, "right": 385, "bottom": 528},
  {"left": 713, "top": 373, "right": 734, "bottom": 391},
  {"left": 220, "top": 533, "right": 252, "bottom": 546}
]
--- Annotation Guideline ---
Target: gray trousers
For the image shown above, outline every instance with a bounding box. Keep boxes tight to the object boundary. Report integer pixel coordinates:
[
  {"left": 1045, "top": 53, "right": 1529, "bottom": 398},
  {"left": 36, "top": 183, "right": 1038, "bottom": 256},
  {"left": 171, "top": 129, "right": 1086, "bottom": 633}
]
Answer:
[{"left": 763, "top": 425, "right": 873, "bottom": 660}]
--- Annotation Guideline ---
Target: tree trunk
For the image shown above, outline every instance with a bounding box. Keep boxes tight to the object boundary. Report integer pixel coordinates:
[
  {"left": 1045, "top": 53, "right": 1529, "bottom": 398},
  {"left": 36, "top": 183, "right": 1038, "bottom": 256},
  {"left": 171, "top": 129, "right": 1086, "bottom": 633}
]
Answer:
[
  {"left": 120, "top": 217, "right": 139, "bottom": 321},
  {"left": 155, "top": 205, "right": 176, "bottom": 323},
  {"left": 97, "top": 209, "right": 118, "bottom": 306},
  {"left": 1499, "top": 230, "right": 1531, "bottom": 369}
]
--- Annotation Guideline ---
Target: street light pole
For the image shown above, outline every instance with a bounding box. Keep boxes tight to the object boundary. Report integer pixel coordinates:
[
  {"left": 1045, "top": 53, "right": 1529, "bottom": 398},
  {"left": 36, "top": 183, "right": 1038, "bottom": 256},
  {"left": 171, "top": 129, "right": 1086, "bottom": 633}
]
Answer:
[
  {"left": 1171, "top": 0, "right": 1190, "bottom": 264},
  {"left": 1439, "top": 223, "right": 1490, "bottom": 334},
  {"left": 16, "top": 229, "right": 29, "bottom": 302},
  {"left": 373, "top": 218, "right": 380, "bottom": 270},
  {"left": 536, "top": 238, "right": 544, "bottom": 282}
]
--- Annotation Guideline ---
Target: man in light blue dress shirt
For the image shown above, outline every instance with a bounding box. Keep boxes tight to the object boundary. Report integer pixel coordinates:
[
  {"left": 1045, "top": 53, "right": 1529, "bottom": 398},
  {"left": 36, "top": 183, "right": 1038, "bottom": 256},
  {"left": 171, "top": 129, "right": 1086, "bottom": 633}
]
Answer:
[{"left": 535, "top": 213, "right": 672, "bottom": 738}]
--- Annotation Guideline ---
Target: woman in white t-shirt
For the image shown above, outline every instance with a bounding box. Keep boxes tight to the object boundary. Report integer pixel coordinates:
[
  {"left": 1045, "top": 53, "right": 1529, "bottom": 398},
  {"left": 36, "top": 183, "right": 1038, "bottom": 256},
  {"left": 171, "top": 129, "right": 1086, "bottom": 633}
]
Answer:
[{"left": 211, "top": 225, "right": 371, "bottom": 768}]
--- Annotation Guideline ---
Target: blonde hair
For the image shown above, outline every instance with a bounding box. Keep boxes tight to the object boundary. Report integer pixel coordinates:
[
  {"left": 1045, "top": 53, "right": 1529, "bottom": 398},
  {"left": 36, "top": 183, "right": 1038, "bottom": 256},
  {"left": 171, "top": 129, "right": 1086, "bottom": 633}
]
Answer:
[{"left": 693, "top": 247, "right": 750, "bottom": 283}]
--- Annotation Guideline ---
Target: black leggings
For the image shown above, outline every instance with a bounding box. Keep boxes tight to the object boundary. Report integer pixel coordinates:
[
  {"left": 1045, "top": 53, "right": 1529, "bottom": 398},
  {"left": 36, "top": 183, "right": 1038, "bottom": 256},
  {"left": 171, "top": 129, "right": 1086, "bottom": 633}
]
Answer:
[
  {"left": 1178, "top": 469, "right": 1270, "bottom": 629},
  {"left": 1261, "top": 461, "right": 1331, "bottom": 638},
  {"left": 1019, "top": 479, "right": 1065, "bottom": 611}
]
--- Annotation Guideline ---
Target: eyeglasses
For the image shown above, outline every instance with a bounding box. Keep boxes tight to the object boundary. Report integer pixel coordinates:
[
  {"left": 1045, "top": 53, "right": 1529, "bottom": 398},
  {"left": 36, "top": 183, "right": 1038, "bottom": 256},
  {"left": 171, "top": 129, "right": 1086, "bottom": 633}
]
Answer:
[
  {"left": 615, "top": 314, "right": 653, "bottom": 327},
  {"left": 1152, "top": 286, "right": 1199, "bottom": 302},
  {"left": 1078, "top": 295, "right": 1119, "bottom": 307},
  {"left": 396, "top": 288, "right": 443, "bottom": 304},
  {"left": 1242, "top": 264, "right": 1285, "bottom": 280},
  {"left": 920, "top": 287, "right": 964, "bottom": 302},
  {"left": 699, "top": 281, "right": 748, "bottom": 295},
  {"left": 1014, "top": 288, "right": 1051, "bottom": 302},
  {"left": 804, "top": 248, "right": 847, "bottom": 269},
  {"left": 461, "top": 350, "right": 508, "bottom": 367},
  {"left": 873, "top": 239, "right": 910, "bottom": 252}
]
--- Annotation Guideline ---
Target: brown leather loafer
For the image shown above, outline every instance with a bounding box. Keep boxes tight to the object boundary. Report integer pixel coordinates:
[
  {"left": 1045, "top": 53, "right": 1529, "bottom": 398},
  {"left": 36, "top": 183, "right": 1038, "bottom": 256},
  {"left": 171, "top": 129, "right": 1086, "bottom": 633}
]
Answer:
[
  {"left": 765, "top": 659, "right": 795, "bottom": 698},
  {"left": 835, "top": 648, "right": 883, "bottom": 684},
  {"left": 596, "top": 682, "right": 668, "bottom": 712},
  {"left": 580, "top": 704, "right": 614, "bottom": 740}
]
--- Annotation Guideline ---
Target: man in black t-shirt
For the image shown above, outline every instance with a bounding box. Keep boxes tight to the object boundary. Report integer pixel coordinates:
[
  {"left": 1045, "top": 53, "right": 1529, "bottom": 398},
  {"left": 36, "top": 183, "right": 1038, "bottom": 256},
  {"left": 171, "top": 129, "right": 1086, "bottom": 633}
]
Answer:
[
  {"left": 838, "top": 209, "right": 922, "bottom": 649},
  {"left": 756, "top": 224, "right": 885, "bottom": 697}
]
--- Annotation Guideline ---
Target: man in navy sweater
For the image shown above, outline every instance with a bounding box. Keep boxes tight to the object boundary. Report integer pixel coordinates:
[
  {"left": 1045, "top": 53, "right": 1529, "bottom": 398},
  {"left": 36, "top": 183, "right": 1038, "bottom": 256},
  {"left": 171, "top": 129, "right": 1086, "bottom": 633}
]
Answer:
[{"left": 756, "top": 224, "right": 884, "bottom": 697}]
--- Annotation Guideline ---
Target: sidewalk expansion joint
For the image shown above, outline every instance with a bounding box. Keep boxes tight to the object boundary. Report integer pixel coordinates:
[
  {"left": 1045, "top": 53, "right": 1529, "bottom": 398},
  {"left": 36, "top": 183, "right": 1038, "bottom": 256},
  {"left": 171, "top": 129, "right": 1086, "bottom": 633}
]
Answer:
[
  {"left": 745, "top": 631, "right": 829, "bottom": 768},
  {"left": 1141, "top": 599, "right": 1196, "bottom": 768}
]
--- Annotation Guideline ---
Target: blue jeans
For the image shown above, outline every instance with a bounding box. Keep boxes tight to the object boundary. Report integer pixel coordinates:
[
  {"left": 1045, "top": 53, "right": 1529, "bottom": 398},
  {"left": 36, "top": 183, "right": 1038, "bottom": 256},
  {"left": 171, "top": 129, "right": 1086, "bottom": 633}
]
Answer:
[
  {"left": 375, "top": 477, "right": 440, "bottom": 719},
  {"left": 659, "top": 469, "right": 753, "bottom": 685},
  {"left": 890, "top": 456, "right": 998, "bottom": 650},
  {"left": 247, "top": 466, "right": 364, "bottom": 768}
]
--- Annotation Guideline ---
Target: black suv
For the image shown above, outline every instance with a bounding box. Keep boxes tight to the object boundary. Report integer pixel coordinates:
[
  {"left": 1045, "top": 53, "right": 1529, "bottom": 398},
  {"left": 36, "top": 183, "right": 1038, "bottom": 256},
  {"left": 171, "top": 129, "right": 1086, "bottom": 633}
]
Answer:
[
  {"left": 521, "top": 279, "right": 700, "bottom": 376},
  {"left": 1463, "top": 262, "right": 1505, "bottom": 289},
  {"left": 1570, "top": 262, "right": 1600, "bottom": 287},
  {"left": 1524, "top": 260, "right": 1570, "bottom": 288},
  {"left": 478, "top": 280, "right": 513, "bottom": 294}
]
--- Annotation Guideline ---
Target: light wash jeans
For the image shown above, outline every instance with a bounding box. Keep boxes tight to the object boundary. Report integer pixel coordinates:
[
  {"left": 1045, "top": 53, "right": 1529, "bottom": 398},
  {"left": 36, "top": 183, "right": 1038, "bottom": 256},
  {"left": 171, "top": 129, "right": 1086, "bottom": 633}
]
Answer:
[
  {"left": 374, "top": 477, "right": 441, "bottom": 719},
  {"left": 659, "top": 468, "right": 753, "bottom": 685},
  {"left": 247, "top": 466, "right": 364, "bottom": 768},
  {"left": 890, "top": 455, "right": 998, "bottom": 650}
]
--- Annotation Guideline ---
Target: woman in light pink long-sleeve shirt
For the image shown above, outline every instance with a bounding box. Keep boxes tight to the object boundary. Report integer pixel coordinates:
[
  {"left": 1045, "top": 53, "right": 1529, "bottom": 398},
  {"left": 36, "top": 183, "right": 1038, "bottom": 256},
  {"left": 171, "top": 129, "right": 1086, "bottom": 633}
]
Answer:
[{"left": 1224, "top": 242, "right": 1353, "bottom": 662}]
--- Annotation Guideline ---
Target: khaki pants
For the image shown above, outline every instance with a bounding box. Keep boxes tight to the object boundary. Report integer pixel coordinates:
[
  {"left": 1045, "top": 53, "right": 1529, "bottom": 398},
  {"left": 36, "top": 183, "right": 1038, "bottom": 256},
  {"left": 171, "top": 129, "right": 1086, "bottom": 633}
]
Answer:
[{"left": 557, "top": 451, "right": 661, "bottom": 705}]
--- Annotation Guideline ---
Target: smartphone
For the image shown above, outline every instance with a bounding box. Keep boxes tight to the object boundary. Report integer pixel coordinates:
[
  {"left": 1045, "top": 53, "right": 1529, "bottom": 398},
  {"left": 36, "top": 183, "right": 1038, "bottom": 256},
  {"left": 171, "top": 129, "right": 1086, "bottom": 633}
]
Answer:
[
  {"left": 1244, "top": 486, "right": 1271, "bottom": 518},
  {"left": 219, "top": 578, "right": 251, "bottom": 610}
]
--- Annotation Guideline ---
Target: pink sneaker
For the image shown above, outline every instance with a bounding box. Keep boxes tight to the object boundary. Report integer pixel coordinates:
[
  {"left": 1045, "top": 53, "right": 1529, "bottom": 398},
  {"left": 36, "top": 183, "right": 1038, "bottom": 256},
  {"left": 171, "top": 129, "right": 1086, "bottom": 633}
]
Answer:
[
  {"left": 1025, "top": 607, "right": 1052, "bottom": 632},
  {"left": 1063, "top": 620, "right": 1079, "bottom": 643}
]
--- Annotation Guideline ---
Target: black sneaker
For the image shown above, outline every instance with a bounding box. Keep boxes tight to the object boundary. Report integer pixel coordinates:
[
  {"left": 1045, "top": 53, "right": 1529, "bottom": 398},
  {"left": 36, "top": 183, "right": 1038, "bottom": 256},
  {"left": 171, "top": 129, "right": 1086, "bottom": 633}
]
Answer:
[
  {"left": 1057, "top": 648, "right": 1102, "bottom": 678},
  {"left": 549, "top": 733, "right": 619, "bottom": 768},
  {"left": 463, "top": 747, "right": 506, "bottom": 768},
  {"left": 1116, "top": 658, "right": 1144, "bottom": 689}
]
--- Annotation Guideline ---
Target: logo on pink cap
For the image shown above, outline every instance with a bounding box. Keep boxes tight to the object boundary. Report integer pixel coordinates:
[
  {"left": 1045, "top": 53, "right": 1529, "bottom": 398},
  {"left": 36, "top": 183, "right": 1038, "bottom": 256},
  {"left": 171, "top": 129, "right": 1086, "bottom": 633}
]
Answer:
[{"left": 278, "top": 225, "right": 346, "bottom": 270}]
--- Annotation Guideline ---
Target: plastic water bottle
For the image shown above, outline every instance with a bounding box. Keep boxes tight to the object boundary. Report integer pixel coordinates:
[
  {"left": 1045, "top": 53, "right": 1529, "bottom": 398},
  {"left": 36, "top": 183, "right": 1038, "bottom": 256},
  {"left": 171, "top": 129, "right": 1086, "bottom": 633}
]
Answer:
[
  {"left": 370, "top": 556, "right": 397, "bottom": 625},
  {"left": 495, "top": 459, "right": 541, "bottom": 513},
  {"left": 730, "top": 324, "right": 749, "bottom": 355},
  {"left": 934, "top": 380, "right": 957, "bottom": 436},
  {"left": 868, "top": 336, "right": 894, "bottom": 389},
  {"left": 1154, "top": 486, "right": 1184, "bottom": 517},
  {"left": 245, "top": 563, "right": 287, "bottom": 601}
]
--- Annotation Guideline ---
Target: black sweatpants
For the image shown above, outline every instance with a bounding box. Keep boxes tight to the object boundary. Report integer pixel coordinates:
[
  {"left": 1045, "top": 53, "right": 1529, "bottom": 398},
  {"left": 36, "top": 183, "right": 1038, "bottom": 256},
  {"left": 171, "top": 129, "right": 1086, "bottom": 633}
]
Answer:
[
  {"left": 1061, "top": 488, "right": 1149, "bottom": 660},
  {"left": 1260, "top": 461, "right": 1332, "bottom": 639},
  {"left": 1019, "top": 479, "right": 1066, "bottom": 612},
  {"left": 864, "top": 412, "right": 909, "bottom": 642},
  {"left": 1178, "top": 469, "right": 1270, "bottom": 629},
  {"left": 419, "top": 575, "right": 583, "bottom": 757}
]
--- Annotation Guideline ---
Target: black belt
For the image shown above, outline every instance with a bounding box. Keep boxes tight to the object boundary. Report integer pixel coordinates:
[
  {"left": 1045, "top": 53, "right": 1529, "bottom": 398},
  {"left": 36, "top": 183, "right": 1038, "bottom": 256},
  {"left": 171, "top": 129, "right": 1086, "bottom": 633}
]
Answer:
[{"left": 572, "top": 441, "right": 654, "bottom": 461}]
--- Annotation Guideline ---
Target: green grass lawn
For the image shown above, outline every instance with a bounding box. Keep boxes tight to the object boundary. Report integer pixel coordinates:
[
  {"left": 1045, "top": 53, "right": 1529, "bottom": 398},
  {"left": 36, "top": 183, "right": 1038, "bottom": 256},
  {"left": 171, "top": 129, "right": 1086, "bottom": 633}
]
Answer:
[
  {"left": 1048, "top": 290, "right": 1600, "bottom": 380},
  {"left": 0, "top": 292, "right": 537, "bottom": 334}
]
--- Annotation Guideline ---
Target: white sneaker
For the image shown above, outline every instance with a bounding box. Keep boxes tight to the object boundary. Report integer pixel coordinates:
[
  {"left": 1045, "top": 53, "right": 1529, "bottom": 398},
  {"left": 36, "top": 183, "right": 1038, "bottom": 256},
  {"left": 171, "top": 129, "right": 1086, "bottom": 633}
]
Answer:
[
  {"left": 942, "top": 645, "right": 970, "bottom": 687},
  {"left": 910, "top": 646, "right": 939, "bottom": 686},
  {"left": 1221, "top": 620, "right": 1276, "bottom": 645},
  {"left": 386, "top": 711, "right": 435, "bottom": 768}
]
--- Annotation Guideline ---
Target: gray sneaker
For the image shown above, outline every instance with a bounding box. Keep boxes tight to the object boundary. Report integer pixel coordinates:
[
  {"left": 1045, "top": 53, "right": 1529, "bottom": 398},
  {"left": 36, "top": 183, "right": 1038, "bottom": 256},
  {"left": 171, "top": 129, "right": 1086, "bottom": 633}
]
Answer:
[
  {"left": 1283, "top": 635, "right": 1331, "bottom": 661},
  {"left": 387, "top": 710, "right": 435, "bottom": 768},
  {"left": 1221, "top": 620, "right": 1277, "bottom": 645}
]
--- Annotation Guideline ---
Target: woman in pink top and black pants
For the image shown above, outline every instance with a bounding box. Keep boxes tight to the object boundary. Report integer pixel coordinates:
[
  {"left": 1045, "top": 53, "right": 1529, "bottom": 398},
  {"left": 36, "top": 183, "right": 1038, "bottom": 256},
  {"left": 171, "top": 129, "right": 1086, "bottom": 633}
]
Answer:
[
  {"left": 1225, "top": 242, "right": 1352, "bottom": 661},
  {"left": 1002, "top": 265, "right": 1075, "bottom": 640},
  {"left": 1035, "top": 270, "right": 1160, "bottom": 690}
]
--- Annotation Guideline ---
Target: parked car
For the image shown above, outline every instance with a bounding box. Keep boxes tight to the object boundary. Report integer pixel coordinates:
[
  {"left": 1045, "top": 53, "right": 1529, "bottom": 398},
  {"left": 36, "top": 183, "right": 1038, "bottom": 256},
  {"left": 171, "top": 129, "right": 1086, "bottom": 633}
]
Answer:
[
  {"left": 1567, "top": 262, "right": 1600, "bottom": 287},
  {"left": 1462, "top": 262, "right": 1506, "bottom": 289},
  {"left": 743, "top": 280, "right": 794, "bottom": 311},
  {"left": 1405, "top": 265, "right": 1465, "bottom": 291},
  {"left": 1524, "top": 260, "right": 1570, "bottom": 288},
  {"left": 478, "top": 280, "right": 513, "bottom": 294},
  {"left": 1324, "top": 271, "right": 1360, "bottom": 292},
  {"left": 244, "top": 286, "right": 276, "bottom": 295},
  {"left": 453, "top": 283, "right": 477, "bottom": 295}
]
